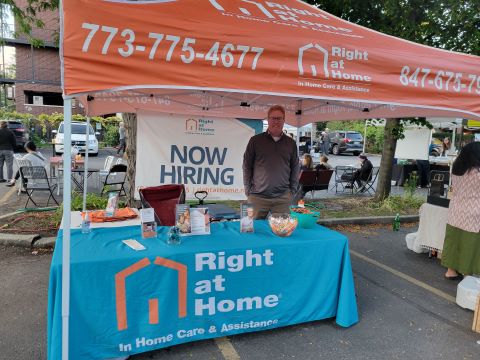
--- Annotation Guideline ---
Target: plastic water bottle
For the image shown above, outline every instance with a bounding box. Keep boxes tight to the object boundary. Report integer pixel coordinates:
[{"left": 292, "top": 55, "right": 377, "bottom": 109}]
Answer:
[
  {"left": 393, "top": 213, "right": 400, "bottom": 231},
  {"left": 82, "top": 211, "right": 91, "bottom": 234}
]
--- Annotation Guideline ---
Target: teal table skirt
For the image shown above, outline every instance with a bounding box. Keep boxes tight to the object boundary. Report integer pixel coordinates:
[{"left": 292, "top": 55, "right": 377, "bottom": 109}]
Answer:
[{"left": 48, "top": 220, "right": 358, "bottom": 359}]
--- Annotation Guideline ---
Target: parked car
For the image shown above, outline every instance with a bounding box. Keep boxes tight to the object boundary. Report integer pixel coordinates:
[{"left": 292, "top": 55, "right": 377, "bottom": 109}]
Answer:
[
  {"left": 53, "top": 121, "right": 99, "bottom": 156},
  {"left": 298, "top": 136, "right": 311, "bottom": 154},
  {"left": 6, "top": 120, "right": 29, "bottom": 150},
  {"left": 328, "top": 131, "right": 364, "bottom": 156}
]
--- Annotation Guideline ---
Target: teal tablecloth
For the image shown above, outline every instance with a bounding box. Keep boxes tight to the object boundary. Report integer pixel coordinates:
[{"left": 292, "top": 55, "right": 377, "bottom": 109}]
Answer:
[{"left": 48, "top": 221, "right": 358, "bottom": 359}]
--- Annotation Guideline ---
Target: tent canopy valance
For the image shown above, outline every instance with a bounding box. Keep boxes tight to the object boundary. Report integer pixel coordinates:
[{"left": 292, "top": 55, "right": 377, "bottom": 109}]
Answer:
[{"left": 62, "top": 0, "right": 480, "bottom": 125}]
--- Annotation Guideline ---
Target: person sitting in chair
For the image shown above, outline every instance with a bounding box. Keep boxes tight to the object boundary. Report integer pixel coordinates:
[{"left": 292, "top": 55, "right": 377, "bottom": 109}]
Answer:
[
  {"left": 6, "top": 141, "right": 46, "bottom": 190},
  {"left": 343, "top": 154, "right": 373, "bottom": 192},
  {"left": 315, "top": 155, "right": 333, "bottom": 170},
  {"left": 300, "top": 154, "right": 313, "bottom": 171}
]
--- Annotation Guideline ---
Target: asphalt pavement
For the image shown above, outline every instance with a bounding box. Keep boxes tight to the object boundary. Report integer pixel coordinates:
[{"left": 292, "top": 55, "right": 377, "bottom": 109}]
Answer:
[{"left": 1, "top": 225, "right": 478, "bottom": 360}]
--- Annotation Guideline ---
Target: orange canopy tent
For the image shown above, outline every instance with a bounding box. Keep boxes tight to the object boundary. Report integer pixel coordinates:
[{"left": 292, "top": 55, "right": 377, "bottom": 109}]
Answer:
[
  {"left": 58, "top": 1, "right": 480, "bottom": 358},
  {"left": 61, "top": 0, "right": 480, "bottom": 124}
]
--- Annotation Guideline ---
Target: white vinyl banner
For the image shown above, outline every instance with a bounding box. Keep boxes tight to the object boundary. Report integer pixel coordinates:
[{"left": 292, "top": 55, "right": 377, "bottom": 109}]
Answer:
[
  {"left": 135, "top": 111, "right": 255, "bottom": 200},
  {"left": 394, "top": 127, "right": 432, "bottom": 161}
]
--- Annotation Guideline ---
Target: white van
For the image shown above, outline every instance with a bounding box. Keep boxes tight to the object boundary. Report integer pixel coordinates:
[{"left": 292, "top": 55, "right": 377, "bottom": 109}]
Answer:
[{"left": 53, "top": 121, "right": 99, "bottom": 156}]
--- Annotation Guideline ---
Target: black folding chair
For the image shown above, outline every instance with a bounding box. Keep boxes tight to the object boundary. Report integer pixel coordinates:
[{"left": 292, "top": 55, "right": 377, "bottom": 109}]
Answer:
[
  {"left": 100, "top": 164, "right": 127, "bottom": 197},
  {"left": 19, "top": 166, "right": 58, "bottom": 208},
  {"left": 294, "top": 170, "right": 316, "bottom": 201},
  {"left": 429, "top": 170, "right": 449, "bottom": 197},
  {"left": 332, "top": 166, "right": 356, "bottom": 194},
  {"left": 313, "top": 169, "right": 334, "bottom": 194},
  {"left": 356, "top": 166, "right": 380, "bottom": 195}
]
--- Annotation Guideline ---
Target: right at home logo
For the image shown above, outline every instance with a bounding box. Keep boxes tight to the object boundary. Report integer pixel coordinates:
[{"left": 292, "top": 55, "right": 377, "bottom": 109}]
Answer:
[
  {"left": 298, "top": 43, "right": 371, "bottom": 82},
  {"left": 185, "top": 118, "right": 215, "bottom": 136},
  {"left": 298, "top": 43, "right": 330, "bottom": 78},
  {"left": 114, "top": 249, "right": 278, "bottom": 330},
  {"left": 297, "top": 43, "right": 373, "bottom": 94},
  {"left": 185, "top": 118, "right": 198, "bottom": 132},
  {"left": 113, "top": 249, "right": 280, "bottom": 354},
  {"left": 115, "top": 257, "right": 187, "bottom": 331}
]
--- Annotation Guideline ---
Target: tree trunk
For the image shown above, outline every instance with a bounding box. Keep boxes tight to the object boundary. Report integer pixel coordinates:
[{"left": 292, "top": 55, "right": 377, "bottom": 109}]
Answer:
[
  {"left": 123, "top": 113, "right": 137, "bottom": 207},
  {"left": 374, "top": 118, "right": 400, "bottom": 201}
]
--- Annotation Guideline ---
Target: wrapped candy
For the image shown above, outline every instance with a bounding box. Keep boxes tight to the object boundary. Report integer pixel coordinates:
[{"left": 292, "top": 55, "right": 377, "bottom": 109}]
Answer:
[{"left": 268, "top": 213, "right": 298, "bottom": 237}]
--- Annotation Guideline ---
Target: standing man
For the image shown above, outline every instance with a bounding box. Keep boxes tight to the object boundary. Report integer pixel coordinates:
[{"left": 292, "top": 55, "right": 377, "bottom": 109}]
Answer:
[
  {"left": 243, "top": 105, "right": 299, "bottom": 219},
  {"left": 321, "top": 128, "right": 330, "bottom": 155},
  {"left": 117, "top": 122, "right": 126, "bottom": 155},
  {"left": 0, "top": 121, "right": 16, "bottom": 183}
]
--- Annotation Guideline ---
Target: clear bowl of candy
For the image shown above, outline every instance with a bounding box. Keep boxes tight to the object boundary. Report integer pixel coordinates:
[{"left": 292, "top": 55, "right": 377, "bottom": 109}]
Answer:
[{"left": 268, "top": 213, "right": 298, "bottom": 237}]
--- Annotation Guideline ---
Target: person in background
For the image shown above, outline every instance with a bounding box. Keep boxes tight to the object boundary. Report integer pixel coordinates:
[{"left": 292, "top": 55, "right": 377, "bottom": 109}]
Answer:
[
  {"left": 117, "top": 122, "right": 126, "bottom": 155},
  {"left": 441, "top": 142, "right": 480, "bottom": 280},
  {"left": 415, "top": 158, "right": 430, "bottom": 188},
  {"left": 6, "top": 141, "right": 46, "bottom": 188},
  {"left": 0, "top": 120, "right": 16, "bottom": 184},
  {"left": 321, "top": 129, "right": 330, "bottom": 155},
  {"left": 342, "top": 154, "right": 373, "bottom": 191},
  {"left": 316, "top": 155, "right": 333, "bottom": 170},
  {"left": 441, "top": 137, "right": 451, "bottom": 156},
  {"left": 243, "top": 105, "right": 299, "bottom": 219},
  {"left": 300, "top": 154, "right": 313, "bottom": 171}
]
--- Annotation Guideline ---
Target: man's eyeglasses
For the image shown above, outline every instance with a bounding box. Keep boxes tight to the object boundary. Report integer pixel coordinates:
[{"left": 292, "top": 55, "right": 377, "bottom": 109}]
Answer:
[{"left": 268, "top": 116, "right": 284, "bottom": 121}]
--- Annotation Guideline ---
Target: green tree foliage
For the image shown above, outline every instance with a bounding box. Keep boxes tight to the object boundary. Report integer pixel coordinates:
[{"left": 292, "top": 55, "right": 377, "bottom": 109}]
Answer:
[
  {"left": 2, "top": 1, "right": 58, "bottom": 45},
  {"left": 103, "top": 125, "right": 120, "bottom": 147},
  {"left": 0, "top": 109, "right": 121, "bottom": 142},
  {"left": 307, "top": 0, "right": 477, "bottom": 199},
  {"left": 309, "top": 0, "right": 480, "bottom": 55}
]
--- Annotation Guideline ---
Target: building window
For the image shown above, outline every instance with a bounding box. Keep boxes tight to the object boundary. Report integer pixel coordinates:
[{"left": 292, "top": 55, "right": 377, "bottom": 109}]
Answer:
[{"left": 24, "top": 91, "right": 63, "bottom": 106}]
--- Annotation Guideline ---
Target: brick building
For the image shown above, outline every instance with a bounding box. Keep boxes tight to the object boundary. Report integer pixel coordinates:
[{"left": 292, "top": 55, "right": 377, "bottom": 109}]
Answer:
[{"left": 0, "top": 1, "right": 82, "bottom": 116}]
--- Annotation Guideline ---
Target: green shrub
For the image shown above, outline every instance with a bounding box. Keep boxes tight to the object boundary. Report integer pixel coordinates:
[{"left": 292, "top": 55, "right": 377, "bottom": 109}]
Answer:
[
  {"left": 104, "top": 126, "right": 119, "bottom": 147},
  {"left": 54, "top": 192, "right": 126, "bottom": 223},
  {"left": 403, "top": 171, "right": 418, "bottom": 197},
  {"left": 368, "top": 195, "right": 424, "bottom": 213}
]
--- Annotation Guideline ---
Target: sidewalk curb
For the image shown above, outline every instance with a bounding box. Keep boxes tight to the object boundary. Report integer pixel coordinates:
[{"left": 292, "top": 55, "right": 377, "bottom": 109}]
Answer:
[
  {"left": 0, "top": 233, "right": 41, "bottom": 247},
  {"left": 0, "top": 211, "right": 19, "bottom": 220},
  {"left": 318, "top": 215, "right": 419, "bottom": 226},
  {"left": 33, "top": 237, "right": 57, "bottom": 248}
]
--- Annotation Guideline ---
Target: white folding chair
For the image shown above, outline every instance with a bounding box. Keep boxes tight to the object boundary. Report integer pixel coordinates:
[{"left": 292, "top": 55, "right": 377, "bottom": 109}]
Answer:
[
  {"left": 14, "top": 156, "right": 32, "bottom": 195},
  {"left": 97, "top": 155, "right": 115, "bottom": 188}
]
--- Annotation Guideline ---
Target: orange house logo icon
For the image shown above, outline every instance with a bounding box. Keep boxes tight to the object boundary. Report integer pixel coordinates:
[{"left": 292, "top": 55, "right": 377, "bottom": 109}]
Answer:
[
  {"left": 298, "top": 43, "right": 329, "bottom": 78},
  {"left": 186, "top": 118, "right": 198, "bottom": 131},
  {"left": 115, "top": 257, "right": 187, "bottom": 331}
]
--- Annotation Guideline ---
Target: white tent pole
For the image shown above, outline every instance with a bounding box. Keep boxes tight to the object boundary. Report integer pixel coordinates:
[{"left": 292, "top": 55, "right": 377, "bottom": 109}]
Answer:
[
  {"left": 363, "top": 120, "right": 368, "bottom": 154},
  {"left": 451, "top": 125, "right": 457, "bottom": 153},
  {"left": 295, "top": 100, "right": 302, "bottom": 155},
  {"left": 82, "top": 117, "right": 90, "bottom": 212},
  {"left": 62, "top": 98, "right": 73, "bottom": 360},
  {"left": 310, "top": 122, "right": 314, "bottom": 154}
]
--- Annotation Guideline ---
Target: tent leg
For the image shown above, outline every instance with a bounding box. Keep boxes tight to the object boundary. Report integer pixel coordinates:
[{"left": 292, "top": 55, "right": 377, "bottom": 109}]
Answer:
[
  {"left": 62, "top": 98, "right": 73, "bottom": 360},
  {"left": 82, "top": 117, "right": 90, "bottom": 212},
  {"left": 363, "top": 120, "right": 367, "bottom": 154}
]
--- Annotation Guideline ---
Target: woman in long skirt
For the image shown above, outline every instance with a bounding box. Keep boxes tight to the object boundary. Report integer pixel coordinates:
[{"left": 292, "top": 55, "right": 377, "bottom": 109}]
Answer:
[{"left": 441, "top": 142, "right": 480, "bottom": 279}]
